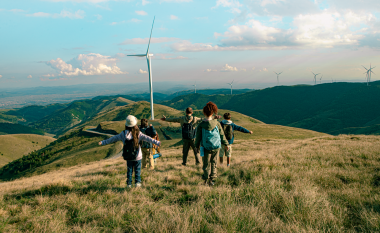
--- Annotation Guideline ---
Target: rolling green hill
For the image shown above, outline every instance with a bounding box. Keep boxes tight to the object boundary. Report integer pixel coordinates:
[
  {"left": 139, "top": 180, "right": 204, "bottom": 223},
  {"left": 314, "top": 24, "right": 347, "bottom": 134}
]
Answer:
[
  {"left": 0, "top": 123, "right": 45, "bottom": 135},
  {"left": 0, "top": 129, "right": 121, "bottom": 181},
  {"left": 162, "top": 81, "right": 380, "bottom": 135},
  {"left": 29, "top": 96, "right": 134, "bottom": 136},
  {"left": 5, "top": 103, "right": 69, "bottom": 123},
  {"left": 0, "top": 134, "right": 55, "bottom": 167}
]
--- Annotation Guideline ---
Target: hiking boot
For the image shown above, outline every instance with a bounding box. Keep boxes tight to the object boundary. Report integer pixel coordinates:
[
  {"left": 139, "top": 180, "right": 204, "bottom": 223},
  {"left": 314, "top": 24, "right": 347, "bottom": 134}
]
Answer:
[
  {"left": 204, "top": 179, "right": 208, "bottom": 185},
  {"left": 135, "top": 183, "right": 142, "bottom": 188},
  {"left": 182, "top": 163, "right": 187, "bottom": 166},
  {"left": 208, "top": 180, "right": 215, "bottom": 186}
]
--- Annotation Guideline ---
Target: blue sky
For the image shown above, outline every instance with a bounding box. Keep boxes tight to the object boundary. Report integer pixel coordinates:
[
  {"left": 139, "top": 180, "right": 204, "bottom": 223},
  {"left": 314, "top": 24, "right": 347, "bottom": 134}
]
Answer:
[{"left": 0, "top": 0, "right": 379, "bottom": 89}]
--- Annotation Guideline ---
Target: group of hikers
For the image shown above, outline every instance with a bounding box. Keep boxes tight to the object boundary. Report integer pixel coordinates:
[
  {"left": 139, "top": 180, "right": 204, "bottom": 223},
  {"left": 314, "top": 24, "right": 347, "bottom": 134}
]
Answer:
[{"left": 98, "top": 101, "right": 252, "bottom": 187}]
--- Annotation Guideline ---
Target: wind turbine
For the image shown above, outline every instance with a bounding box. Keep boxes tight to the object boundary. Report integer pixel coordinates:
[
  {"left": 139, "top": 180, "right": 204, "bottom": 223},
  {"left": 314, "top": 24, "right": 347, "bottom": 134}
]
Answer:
[
  {"left": 273, "top": 71, "right": 283, "bottom": 86},
  {"left": 320, "top": 75, "right": 323, "bottom": 84},
  {"left": 127, "top": 17, "right": 156, "bottom": 120},
  {"left": 227, "top": 80, "right": 234, "bottom": 95},
  {"left": 192, "top": 82, "right": 197, "bottom": 93},
  {"left": 362, "top": 64, "right": 376, "bottom": 86},
  {"left": 311, "top": 72, "right": 320, "bottom": 85}
]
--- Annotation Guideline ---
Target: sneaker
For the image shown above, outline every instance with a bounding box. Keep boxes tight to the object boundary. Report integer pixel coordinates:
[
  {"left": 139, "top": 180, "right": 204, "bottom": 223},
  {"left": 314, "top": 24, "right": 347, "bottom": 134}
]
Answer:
[
  {"left": 182, "top": 163, "right": 187, "bottom": 166},
  {"left": 135, "top": 183, "right": 142, "bottom": 188},
  {"left": 208, "top": 180, "right": 215, "bottom": 186},
  {"left": 227, "top": 164, "right": 230, "bottom": 167},
  {"left": 204, "top": 179, "right": 208, "bottom": 185},
  {"left": 127, "top": 184, "right": 132, "bottom": 188}
]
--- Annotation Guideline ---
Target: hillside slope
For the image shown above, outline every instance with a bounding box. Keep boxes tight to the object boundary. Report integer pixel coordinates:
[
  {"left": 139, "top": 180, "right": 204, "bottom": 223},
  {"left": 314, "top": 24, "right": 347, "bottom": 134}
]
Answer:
[
  {"left": 163, "top": 81, "right": 380, "bottom": 135},
  {"left": 0, "top": 134, "right": 55, "bottom": 167},
  {"left": 0, "top": 123, "right": 45, "bottom": 135},
  {"left": 29, "top": 96, "right": 134, "bottom": 136},
  {"left": 0, "top": 135, "right": 379, "bottom": 232}
]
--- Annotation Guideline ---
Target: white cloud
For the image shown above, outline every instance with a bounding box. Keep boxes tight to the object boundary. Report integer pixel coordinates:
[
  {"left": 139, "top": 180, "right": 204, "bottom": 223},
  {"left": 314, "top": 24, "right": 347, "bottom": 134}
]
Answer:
[
  {"left": 221, "top": 64, "right": 238, "bottom": 72},
  {"left": 0, "top": 75, "right": 2, "bottom": 78},
  {"left": 260, "top": 68, "right": 268, "bottom": 72},
  {"left": 252, "top": 67, "right": 256, "bottom": 70},
  {"left": 138, "top": 69, "right": 148, "bottom": 74},
  {"left": 27, "top": 10, "right": 85, "bottom": 19},
  {"left": 212, "top": 0, "right": 243, "bottom": 14},
  {"left": 171, "top": 10, "right": 378, "bottom": 51},
  {"left": 27, "top": 75, "right": 32, "bottom": 79},
  {"left": 205, "top": 69, "right": 217, "bottom": 72},
  {"left": 120, "top": 37, "right": 180, "bottom": 45},
  {"left": 44, "top": 53, "right": 126, "bottom": 76},
  {"left": 130, "top": 18, "right": 142, "bottom": 23},
  {"left": 110, "top": 22, "right": 118, "bottom": 25},
  {"left": 45, "top": 0, "right": 109, "bottom": 2},
  {"left": 136, "top": 10, "right": 148, "bottom": 16},
  {"left": 170, "top": 15, "right": 179, "bottom": 20},
  {"left": 95, "top": 14, "right": 102, "bottom": 20},
  {"left": 142, "top": 0, "right": 149, "bottom": 5},
  {"left": 241, "top": 68, "right": 246, "bottom": 71}
]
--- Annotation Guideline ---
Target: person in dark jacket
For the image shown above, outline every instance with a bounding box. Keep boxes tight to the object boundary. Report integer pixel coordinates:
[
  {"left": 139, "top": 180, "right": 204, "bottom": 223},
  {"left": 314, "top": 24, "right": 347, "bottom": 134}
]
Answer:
[
  {"left": 219, "top": 112, "right": 252, "bottom": 167},
  {"left": 139, "top": 119, "right": 157, "bottom": 170}
]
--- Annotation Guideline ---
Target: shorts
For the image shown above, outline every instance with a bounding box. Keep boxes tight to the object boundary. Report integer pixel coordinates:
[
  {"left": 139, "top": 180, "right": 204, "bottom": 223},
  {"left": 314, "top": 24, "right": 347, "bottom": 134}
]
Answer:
[{"left": 219, "top": 144, "right": 232, "bottom": 157}]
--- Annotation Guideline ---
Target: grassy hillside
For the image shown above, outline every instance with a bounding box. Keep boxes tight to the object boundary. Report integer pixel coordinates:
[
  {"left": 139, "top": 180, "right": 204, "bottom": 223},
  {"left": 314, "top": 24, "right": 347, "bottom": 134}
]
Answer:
[
  {"left": 5, "top": 103, "right": 69, "bottom": 123},
  {"left": 0, "top": 135, "right": 379, "bottom": 232},
  {"left": 0, "top": 134, "right": 55, "bottom": 167},
  {"left": 0, "top": 130, "right": 122, "bottom": 181},
  {"left": 165, "top": 88, "right": 253, "bottom": 100},
  {"left": 0, "top": 123, "right": 45, "bottom": 135},
  {"left": 162, "top": 81, "right": 380, "bottom": 135},
  {"left": 29, "top": 96, "right": 133, "bottom": 136}
]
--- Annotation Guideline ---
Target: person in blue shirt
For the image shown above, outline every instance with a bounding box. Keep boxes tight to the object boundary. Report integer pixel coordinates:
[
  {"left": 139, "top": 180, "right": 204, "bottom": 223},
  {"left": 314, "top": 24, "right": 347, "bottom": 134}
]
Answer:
[{"left": 219, "top": 112, "right": 252, "bottom": 167}]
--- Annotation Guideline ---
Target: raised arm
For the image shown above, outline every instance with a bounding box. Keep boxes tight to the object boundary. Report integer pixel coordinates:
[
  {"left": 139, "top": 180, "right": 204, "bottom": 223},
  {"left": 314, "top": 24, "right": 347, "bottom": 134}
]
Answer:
[
  {"left": 99, "top": 131, "right": 124, "bottom": 146},
  {"left": 232, "top": 123, "right": 251, "bottom": 134},
  {"left": 160, "top": 115, "right": 181, "bottom": 123}
]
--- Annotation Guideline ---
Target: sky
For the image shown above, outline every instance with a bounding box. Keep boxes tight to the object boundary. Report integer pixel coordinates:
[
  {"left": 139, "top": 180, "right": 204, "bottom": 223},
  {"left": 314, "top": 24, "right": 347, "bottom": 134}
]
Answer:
[{"left": 0, "top": 0, "right": 379, "bottom": 90}]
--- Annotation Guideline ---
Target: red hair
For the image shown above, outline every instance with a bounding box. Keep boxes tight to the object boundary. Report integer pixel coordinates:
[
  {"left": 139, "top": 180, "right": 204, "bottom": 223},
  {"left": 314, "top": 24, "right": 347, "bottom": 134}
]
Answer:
[{"left": 203, "top": 101, "right": 218, "bottom": 117}]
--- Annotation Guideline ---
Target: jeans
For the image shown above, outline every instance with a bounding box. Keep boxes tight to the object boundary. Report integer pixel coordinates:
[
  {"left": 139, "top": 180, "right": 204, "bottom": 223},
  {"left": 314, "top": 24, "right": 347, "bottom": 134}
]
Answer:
[{"left": 126, "top": 159, "right": 142, "bottom": 185}]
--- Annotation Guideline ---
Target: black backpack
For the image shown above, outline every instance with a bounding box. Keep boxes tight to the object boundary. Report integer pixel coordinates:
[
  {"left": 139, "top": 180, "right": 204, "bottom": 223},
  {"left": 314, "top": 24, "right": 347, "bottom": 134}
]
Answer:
[
  {"left": 139, "top": 127, "right": 152, "bottom": 148},
  {"left": 223, "top": 124, "right": 233, "bottom": 141},
  {"left": 122, "top": 131, "right": 139, "bottom": 161},
  {"left": 182, "top": 118, "right": 196, "bottom": 140}
]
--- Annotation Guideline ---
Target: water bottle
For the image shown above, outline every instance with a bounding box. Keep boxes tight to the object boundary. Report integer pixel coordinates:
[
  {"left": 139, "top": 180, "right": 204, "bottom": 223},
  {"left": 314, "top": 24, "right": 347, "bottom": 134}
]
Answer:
[{"left": 153, "top": 153, "right": 161, "bottom": 159}]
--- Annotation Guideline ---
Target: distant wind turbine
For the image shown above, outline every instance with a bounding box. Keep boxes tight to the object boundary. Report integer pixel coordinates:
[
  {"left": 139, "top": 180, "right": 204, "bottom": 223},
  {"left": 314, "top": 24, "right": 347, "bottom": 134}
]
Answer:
[
  {"left": 362, "top": 64, "right": 376, "bottom": 86},
  {"left": 192, "top": 82, "right": 197, "bottom": 93},
  {"left": 311, "top": 72, "right": 320, "bottom": 85},
  {"left": 274, "top": 71, "right": 283, "bottom": 86},
  {"left": 127, "top": 17, "right": 156, "bottom": 120},
  {"left": 227, "top": 80, "right": 234, "bottom": 95},
  {"left": 320, "top": 75, "right": 323, "bottom": 84}
]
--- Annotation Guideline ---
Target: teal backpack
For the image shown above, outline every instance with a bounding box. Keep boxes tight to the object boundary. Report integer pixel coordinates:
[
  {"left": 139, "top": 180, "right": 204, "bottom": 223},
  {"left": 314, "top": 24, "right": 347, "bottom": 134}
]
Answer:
[{"left": 202, "top": 126, "right": 221, "bottom": 150}]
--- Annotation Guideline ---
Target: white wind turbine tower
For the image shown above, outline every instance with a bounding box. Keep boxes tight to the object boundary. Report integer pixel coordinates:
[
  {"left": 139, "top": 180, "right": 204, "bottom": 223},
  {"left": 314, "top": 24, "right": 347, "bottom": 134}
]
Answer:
[
  {"left": 362, "top": 64, "right": 376, "bottom": 86},
  {"left": 192, "top": 82, "right": 197, "bottom": 93},
  {"left": 320, "top": 75, "right": 323, "bottom": 84},
  {"left": 273, "top": 71, "right": 283, "bottom": 86},
  {"left": 127, "top": 17, "right": 156, "bottom": 120},
  {"left": 227, "top": 80, "right": 234, "bottom": 95},
  {"left": 311, "top": 72, "right": 320, "bottom": 85}
]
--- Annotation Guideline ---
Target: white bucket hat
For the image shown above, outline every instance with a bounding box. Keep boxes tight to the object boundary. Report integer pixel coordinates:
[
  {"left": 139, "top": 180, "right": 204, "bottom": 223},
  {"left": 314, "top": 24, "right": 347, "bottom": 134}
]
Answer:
[{"left": 125, "top": 115, "right": 137, "bottom": 127}]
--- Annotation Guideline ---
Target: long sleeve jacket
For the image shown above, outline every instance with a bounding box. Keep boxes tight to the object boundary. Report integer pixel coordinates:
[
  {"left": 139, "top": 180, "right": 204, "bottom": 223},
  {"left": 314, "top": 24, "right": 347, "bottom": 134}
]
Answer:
[
  {"left": 100, "top": 130, "right": 161, "bottom": 161},
  {"left": 220, "top": 120, "right": 250, "bottom": 144}
]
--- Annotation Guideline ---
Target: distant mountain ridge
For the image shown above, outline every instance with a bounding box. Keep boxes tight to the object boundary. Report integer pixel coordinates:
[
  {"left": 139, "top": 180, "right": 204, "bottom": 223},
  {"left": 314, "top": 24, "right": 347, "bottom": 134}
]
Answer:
[{"left": 162, "top": 81, "right": 380, "bottom": 135}]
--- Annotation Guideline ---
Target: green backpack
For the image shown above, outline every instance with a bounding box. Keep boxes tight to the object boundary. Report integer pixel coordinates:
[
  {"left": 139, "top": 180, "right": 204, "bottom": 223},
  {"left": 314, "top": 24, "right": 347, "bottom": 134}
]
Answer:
[{"left": 223, "top": 124, "right": 233, "bottom": 141}]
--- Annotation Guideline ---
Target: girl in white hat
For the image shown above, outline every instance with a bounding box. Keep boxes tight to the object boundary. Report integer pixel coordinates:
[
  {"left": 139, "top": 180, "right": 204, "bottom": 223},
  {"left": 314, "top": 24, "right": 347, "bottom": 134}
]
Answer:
[{"left": 98, "top": 115, "right": 161, "bottom": 188}]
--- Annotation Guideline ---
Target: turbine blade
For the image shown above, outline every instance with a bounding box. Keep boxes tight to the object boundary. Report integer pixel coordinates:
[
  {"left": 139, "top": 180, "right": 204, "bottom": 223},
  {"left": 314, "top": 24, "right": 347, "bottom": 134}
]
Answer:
[
  {"left": 146, "top": 16, "right": 155, "bottom": 54},
  {"left": 362, "top": 65, "right": 368, "bottom": 70},
  {"left": 127, "top": 54, "right": 147, "bottom": 57}
]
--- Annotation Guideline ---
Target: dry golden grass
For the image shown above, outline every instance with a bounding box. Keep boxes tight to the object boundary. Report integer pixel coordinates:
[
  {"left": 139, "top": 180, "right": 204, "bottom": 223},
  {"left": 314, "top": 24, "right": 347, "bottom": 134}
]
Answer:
[
  {"left": 0, "top": 134, "right": 55, "bottom": 167},
  {"left": 0, "top": 135, "right": 379, "bottom": 232}
]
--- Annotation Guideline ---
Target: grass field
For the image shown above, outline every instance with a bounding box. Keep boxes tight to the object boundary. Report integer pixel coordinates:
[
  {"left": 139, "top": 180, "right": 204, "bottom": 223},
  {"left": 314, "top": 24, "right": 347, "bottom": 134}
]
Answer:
[
  {"left": 1, "top": 134, "right": 379, "bottom": 232},
  {"left": 0, "top": 134, "right": 55, "bottom": 167}
]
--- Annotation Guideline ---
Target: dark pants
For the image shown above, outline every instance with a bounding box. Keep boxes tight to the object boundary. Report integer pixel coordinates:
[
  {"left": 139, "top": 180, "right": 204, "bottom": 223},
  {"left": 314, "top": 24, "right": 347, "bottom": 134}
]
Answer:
[
  {"left": 202, "top": 148, "right": 219, "bottom": 181},
  {"left": 126, "top": 159, "right": 142, "bottom": 185},
  {"left": 183, "top": 139, "right": 201, "bottom": 165}
]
